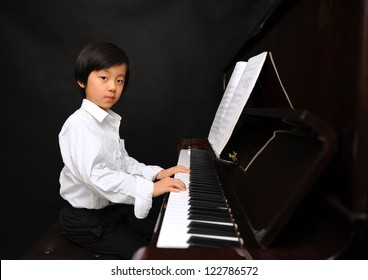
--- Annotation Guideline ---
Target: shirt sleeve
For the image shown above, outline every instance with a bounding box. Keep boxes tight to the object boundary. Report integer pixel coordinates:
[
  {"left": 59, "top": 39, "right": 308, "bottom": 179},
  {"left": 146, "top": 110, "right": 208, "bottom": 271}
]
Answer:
[{"left": 59, "top": 116, "right": 155, "bottom": 218}]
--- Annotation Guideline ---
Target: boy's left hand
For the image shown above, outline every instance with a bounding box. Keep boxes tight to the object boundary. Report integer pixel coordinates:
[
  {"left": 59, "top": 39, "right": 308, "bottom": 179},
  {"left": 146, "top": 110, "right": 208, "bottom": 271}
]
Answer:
[{"left": 155, "top": 165, "right": 190, "bottom": 180}]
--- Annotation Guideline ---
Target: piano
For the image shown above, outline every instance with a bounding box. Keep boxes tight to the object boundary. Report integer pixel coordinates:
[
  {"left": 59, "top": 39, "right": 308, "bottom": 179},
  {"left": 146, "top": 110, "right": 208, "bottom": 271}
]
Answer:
[
  {"left": 136, "top": 0, "right": 367, "bottom": 259},
  {"left": 136, "top": 108, "right": 351, "bottom": 260}
]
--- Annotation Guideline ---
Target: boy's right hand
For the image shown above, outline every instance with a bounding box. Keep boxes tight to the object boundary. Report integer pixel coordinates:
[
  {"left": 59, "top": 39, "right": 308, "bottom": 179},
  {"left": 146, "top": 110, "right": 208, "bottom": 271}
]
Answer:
[{"left": 153, "top": 177, "right": 186, "bottom": 197}]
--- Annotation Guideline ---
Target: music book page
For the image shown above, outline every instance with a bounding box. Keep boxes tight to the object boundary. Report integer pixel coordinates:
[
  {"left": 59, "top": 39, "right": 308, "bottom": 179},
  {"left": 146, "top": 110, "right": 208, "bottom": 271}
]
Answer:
[
  {"left": 208, "top": 52, "right": 268, "bottom": 157},
  {"left": 207, "top": 61, "right": 247, "bottom": 147}
]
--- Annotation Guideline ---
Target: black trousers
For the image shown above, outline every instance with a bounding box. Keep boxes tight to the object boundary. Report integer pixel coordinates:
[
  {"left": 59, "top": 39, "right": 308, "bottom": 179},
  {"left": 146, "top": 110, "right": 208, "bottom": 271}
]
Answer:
[{"left": 59, "top": 198, "right": 162, "bottom": 259}]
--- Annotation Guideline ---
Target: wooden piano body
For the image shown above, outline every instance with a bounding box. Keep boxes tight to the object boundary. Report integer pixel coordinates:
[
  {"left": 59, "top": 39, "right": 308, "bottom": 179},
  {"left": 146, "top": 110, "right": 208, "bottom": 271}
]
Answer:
[
  {"left": 140, "top": 110, "right": 349, "bottom": 259},
  {"left": 138, "top": 0, "right": 368, "bottom": 259}
]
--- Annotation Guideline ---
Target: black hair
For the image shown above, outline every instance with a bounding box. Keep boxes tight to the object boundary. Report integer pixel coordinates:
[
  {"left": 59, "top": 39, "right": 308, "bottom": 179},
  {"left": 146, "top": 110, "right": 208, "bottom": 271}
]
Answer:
[{"left": 74, "top": 41, "right": 130, "bottom": 97}]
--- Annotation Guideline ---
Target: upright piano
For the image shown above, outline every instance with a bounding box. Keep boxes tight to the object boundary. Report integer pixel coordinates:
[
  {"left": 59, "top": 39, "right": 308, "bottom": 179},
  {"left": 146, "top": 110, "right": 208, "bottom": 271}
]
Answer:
[
  {"left": 137, "top": 108, "right": 350, "bottom": 260},
  {"left": 137, "top": 0, "right": 367, "bottom": 259}
]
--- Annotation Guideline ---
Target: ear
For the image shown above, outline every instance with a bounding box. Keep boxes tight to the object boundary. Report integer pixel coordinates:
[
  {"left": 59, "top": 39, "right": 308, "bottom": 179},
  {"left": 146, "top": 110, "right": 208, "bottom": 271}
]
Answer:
[{"left": 77, "top": 80, "right": 85, "bottom": 88}]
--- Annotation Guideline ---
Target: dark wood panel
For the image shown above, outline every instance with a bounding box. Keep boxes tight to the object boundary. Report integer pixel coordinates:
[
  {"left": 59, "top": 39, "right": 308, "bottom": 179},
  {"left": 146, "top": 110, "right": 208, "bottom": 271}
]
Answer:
[{"left": 231, "top": 0, "right": 368, "bottom": 258}]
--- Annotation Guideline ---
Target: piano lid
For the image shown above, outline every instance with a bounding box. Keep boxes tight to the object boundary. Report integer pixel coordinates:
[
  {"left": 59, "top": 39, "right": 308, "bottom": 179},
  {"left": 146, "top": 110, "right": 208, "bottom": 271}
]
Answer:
[{"left": 215, "top": 108, "right": 337, "bottom": 249}]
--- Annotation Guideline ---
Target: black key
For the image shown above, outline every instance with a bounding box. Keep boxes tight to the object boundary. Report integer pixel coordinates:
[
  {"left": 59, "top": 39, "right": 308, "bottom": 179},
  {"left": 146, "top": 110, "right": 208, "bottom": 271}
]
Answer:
[
  {"left": 189, "top": 213, "right": 232, "bottom": 223},
  {"left": 189, "top": 200, "right": 226, "bottom": 208},
  {"left": 190, "top": 184, "right": 221, "bottom": 190},
  {"left": 189, "top": 205, "right": 228, "bottom": 214},
  {"left": 189, "top": 198, "right": 226, "bottom": 208},
  {"left": 189, "top": 188, "right": 223, "bottom": 195},
  {"left": 189, "top": 193, "right": 224, "bottom": 203},
  {"left": 187, "top": 236, "right": 240, "bottom": 248},
  {"left": 188, "top": 221, "right": 237, "bottom": 237},
  {"left": 189, "top": 209, "right": 229, "bottom": 219}
]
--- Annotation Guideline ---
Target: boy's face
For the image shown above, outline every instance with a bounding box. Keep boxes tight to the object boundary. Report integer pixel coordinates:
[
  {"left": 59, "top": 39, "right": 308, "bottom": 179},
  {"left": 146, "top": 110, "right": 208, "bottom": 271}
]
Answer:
[{"left": 78, "top": 63, "right": 127, "bottom": 110}]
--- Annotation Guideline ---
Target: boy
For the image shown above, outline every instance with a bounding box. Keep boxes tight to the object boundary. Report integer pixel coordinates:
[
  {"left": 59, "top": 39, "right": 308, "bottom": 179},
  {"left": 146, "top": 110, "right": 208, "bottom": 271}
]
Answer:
[{"left": 58, "top": 41, "right": 189, "bottom": 259}]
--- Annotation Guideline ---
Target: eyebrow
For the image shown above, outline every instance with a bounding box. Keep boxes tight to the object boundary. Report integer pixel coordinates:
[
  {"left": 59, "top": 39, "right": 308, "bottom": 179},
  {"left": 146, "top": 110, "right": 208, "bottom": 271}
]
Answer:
[{"left": 97, "top": 69, "right": 126, "bottom": 77}]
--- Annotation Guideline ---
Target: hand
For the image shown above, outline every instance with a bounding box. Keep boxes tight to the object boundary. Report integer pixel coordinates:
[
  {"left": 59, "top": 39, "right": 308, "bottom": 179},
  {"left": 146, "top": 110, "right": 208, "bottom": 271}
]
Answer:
[
  {"left": 153, "top": 177, "right": 187, "bottom": 197},
  {"left": 155, "top": 165, "right": 190, "bottom": 180}
]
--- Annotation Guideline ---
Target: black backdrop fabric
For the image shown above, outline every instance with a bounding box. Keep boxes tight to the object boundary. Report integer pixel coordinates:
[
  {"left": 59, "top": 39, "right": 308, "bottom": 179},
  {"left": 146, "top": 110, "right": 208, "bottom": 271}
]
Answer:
[{"left": 0, "top": 0, "right": 279, "bottom": 259}]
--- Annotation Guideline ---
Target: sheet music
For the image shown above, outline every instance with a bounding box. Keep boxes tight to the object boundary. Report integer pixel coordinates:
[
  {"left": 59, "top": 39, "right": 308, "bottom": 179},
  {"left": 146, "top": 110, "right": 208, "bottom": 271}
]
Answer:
[
  {"left": 208, "top": 61, "right": 247, "bottom": 147},
  {"left": 208, "top": 52, "right": 268, "bottom": 157}
]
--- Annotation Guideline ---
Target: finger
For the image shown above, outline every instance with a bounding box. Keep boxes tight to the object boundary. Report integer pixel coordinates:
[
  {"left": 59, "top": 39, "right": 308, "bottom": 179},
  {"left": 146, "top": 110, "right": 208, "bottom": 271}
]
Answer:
[
  {"left": 175, "top": 180, "right": 187, "bottom": 191},
  {"left": 170, "top": 185, "right": 181, "bottom": 192},
  {"left": 177, "top": 165, "right": 189, "bottom": 170},
  {"left": 173, "top": 166, "right": 190, "bottom": 174},
  {"left": 178, "top": 167, "right": 190, "bottom": 173},
  {"left": 167, "top": 179, "right": 186, "bottom": 191}
]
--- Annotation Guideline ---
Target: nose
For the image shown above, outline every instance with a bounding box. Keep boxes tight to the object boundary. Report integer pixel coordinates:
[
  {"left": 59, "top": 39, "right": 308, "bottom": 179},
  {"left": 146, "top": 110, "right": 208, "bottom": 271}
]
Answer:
[{"left": 108, "top": 81, "right": 116, "bottom": 92}]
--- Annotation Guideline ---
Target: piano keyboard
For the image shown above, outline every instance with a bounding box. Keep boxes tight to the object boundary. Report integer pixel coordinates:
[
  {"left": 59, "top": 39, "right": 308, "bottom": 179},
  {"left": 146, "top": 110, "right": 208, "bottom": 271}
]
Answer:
[{"left": 156, "top": 148, "right": 242, "bottom": 248}]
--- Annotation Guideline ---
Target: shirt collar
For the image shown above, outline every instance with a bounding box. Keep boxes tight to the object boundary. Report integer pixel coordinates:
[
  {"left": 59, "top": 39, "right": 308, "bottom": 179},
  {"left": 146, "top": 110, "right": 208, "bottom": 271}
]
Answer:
[{"left": 81, "top": 99, "right": 121, "bottom": 123}]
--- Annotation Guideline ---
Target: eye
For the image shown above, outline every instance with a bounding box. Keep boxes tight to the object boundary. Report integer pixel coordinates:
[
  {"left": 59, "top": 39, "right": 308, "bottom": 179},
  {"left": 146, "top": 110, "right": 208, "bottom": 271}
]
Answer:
[
  {"left": 100, "top": 76, "right": 108, "bottom": 81},
  {"left": 117, "top": 79, "right": 125, "bottom": 84}
]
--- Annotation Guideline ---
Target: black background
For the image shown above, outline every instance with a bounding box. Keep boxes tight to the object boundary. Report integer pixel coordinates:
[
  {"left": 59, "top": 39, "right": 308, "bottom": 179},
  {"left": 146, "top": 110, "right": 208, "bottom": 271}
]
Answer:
[{"left": 0, "top": 0, "right": 280, "bottom": 259}]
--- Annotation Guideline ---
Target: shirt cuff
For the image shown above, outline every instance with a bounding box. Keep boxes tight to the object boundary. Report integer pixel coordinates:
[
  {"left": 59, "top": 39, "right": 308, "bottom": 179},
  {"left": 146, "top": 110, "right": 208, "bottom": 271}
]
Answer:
[
  {"left": 142, "top": 165, "right": 163, "bottom": 181},
  {"left": 134, "top": 177, "right": 154, "bottom": 219}
]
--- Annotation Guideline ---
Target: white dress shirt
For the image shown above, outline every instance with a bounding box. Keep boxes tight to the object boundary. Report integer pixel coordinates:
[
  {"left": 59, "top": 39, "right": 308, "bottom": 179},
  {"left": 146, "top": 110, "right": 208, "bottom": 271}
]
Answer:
[{"left": 59, "top": 99, "right": 163, "bottom": 219}]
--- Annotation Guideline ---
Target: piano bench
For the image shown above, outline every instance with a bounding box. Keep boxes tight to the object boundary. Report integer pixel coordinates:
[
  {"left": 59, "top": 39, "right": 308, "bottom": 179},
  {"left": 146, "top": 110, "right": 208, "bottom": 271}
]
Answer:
[{"left": 21, "top": 220, "right": 120, "bottom": 260}]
